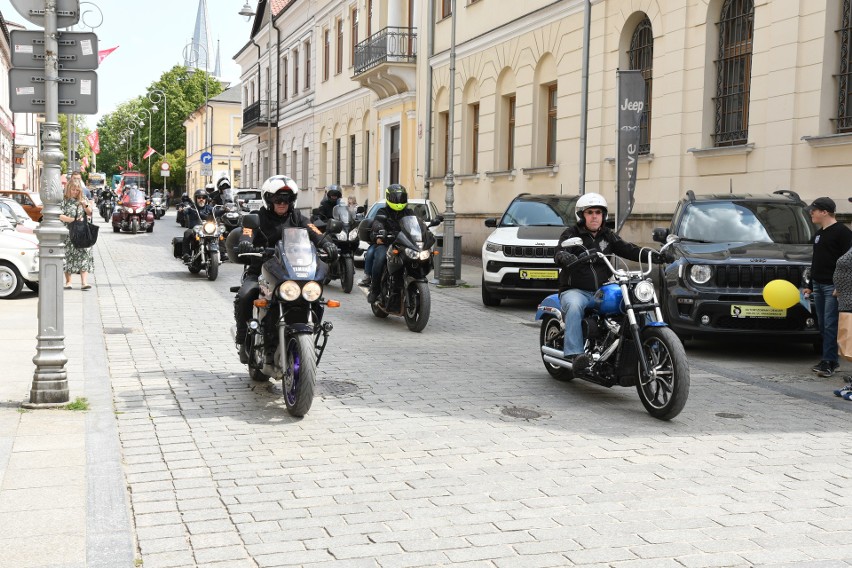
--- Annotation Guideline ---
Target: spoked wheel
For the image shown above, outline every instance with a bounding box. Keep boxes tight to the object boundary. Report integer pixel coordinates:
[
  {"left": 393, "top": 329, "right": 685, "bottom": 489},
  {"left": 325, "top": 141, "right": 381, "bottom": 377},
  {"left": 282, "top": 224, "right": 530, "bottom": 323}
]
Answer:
[
  {"left": 282, "top": 334, "right": 316, "bottom": 417},
  {"left": 404, "top": 281, "right": 431, "bottom": 332},
  {"left": 206, "top": 252, "right": 219, "bottom": 281},
  {"left": 540, "top": 316, "right": 573, "bottom": 381},
  {"left": 341, "top": 257, "right": 355, "bottom": 294},
  {"left": 636, "top": 326, "right": 690, "bottom": 420}
]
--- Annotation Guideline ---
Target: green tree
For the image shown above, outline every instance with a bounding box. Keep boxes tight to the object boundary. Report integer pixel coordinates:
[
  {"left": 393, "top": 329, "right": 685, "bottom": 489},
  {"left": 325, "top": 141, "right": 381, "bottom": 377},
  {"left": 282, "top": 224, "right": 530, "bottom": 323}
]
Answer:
[
  {"left": 59, "top": 114, "right": 91, "bottom": 177},
  {"left": 151, "top": 149, "right": 186, "bottom": 197}
]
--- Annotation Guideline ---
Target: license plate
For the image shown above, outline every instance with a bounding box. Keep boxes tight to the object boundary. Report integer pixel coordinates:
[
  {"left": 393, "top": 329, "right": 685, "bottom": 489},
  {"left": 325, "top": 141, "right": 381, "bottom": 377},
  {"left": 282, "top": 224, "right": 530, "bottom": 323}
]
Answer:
[
  {"left": 520, "top": 269, "right": 559, "bottom": 280},
  {"left": 731, "top": 305, "right": 786, "bottom": 319},
  {"left": 247, "top": 200, "right": 263, "bottom": 211}
]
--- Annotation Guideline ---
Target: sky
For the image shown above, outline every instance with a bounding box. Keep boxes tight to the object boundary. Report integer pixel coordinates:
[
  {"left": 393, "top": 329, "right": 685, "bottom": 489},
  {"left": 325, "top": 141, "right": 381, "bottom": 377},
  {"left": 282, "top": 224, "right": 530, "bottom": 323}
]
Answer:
[{"left": 1, "top": 0, "right": 255, "bottom": 128}]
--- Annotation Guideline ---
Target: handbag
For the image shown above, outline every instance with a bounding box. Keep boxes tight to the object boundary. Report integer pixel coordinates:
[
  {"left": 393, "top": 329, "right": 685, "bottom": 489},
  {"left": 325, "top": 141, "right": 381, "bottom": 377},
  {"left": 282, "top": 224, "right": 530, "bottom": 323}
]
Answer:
[
  {"left": 68, "top": 203, "right": 99, "bottom": 249},
  {"left": 838, "top": 312, "right": 852, "bottom": 362}
]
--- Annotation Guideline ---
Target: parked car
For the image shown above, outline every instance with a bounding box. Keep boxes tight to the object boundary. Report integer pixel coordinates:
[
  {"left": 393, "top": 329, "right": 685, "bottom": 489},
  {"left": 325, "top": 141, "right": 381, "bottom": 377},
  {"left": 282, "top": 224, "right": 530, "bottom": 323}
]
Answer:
[
  {"left": 0, "top": 214, "right": 39, "bottom": 299},
  {"left": 0, "top": 198, "right": 39, "bottom": 234},
  {"left": 234, "top": 189, "right": 263, "bottom": 213},
  {"left": 354, "top": 199, "right": 443, "bottom": 266},
  {"left": 480, "top": 193, "right": 580, "bottom": 306},
  {"left": 652, "top": 190, "right": 819, "bottom": 343},
  {"left": 0, "top": 190, "right": 43, "bottom": 222}
]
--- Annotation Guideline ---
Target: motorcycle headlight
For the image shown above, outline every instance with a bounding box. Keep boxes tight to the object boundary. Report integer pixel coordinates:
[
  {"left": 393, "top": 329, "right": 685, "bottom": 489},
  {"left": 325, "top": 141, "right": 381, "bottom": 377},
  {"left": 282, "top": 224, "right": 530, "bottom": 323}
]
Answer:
[
  {"left": 485, "top": 241, "right": 502, "bottom": 253},
  {"left": 277, "top": 280, "right": 301, "bottom": 301},
  {"left": 689, "top": 264, "right": 713, "bottom": 285},
  {"left": 348, "top": 228, "right": 359, "bottom": 240},
  {"left": 302, "top": 281, "right": 322, "bottom": 302},
  {"left": 202, "top": 222, "right": 217, "bottom": 235},
  {"left": 337, "top": 230, "right": 347, "bottom": 240},
  {"left": 419, "top": 250, "right": 431, "bottom": 261},
  {"left": 404, "top": 248, "right": 419, "bottom": 260},
  {"left": 633, "top": 279, "right": 656, "bottom": 303}
]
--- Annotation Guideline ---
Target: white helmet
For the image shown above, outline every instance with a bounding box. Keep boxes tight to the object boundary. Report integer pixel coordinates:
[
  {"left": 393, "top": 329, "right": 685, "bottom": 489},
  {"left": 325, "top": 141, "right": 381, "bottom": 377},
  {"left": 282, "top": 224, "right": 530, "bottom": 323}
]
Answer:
[
  {"left": 261, "top": 175, "right": 299, "bottom": 208},
  {"left": 575, "top": 192, "right": 609, "bottom": 223},
  {"left": 215, "top": 173, "right": 232, "bottom": 192}
]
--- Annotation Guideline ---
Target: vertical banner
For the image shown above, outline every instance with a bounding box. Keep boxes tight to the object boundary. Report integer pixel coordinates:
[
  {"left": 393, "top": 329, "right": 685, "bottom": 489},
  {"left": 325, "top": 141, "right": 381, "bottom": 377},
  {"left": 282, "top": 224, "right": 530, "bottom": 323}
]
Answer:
[{"left": 615, "top": 69, "right": 645, "bottom": 234}]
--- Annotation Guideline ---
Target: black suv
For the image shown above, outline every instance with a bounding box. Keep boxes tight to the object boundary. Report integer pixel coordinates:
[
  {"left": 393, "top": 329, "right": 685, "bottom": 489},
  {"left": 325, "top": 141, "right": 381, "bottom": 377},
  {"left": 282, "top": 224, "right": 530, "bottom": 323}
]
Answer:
[{"left": 653, "top": 190, "right": 819, "bottom": 342}]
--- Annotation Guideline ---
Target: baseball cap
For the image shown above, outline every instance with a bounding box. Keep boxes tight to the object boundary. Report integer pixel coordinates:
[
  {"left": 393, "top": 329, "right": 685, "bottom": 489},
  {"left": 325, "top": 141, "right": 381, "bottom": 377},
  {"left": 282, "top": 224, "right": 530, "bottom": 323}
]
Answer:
[{"left": 806, "top": 197, "right": 836, "bottom": 214}]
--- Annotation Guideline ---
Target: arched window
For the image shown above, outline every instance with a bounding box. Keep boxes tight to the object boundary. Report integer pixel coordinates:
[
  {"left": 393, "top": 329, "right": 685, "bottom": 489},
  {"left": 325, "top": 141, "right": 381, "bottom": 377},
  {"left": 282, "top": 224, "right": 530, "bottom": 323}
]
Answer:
[
  {"left": 839, "top": 0, "right": 852, "bottom": 133},
  {"left": 714, "top": 0, "right": 754, "bottom": 147},
  {"left": 628, "top": 17, "right": 653, "bottom": 154}
]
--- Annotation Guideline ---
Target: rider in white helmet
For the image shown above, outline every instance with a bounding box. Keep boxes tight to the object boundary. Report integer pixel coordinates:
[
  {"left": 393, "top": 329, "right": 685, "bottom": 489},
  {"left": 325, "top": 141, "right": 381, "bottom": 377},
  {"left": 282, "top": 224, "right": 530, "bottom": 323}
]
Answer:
[{"left": 553, "top": 192, "right": 661, "bottom": 367}]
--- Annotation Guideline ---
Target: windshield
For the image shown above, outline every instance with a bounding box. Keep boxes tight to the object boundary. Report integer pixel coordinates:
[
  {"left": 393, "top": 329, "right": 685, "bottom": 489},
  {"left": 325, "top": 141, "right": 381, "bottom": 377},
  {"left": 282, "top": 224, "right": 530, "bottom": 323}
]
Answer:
[
  {"left": 400, "top": 215, "right": 423, "bottom": 242},
  {"left": 125, "top": 188, "right": 146, "bottom": 202},
  {"left": 1, "top": 199, "right": 28, "bottom": 220},
  {"left": 500, "top": 198, "right": 577, "bottom": 227},
  {"left": 279, "top": 227, "right": 313, "bottom": 267},
  {"left": 333, "top": 202, "right": 352, "bottom": 223},
  {"left": 677, "top": 201, "right": 815, "bottom": 244}
]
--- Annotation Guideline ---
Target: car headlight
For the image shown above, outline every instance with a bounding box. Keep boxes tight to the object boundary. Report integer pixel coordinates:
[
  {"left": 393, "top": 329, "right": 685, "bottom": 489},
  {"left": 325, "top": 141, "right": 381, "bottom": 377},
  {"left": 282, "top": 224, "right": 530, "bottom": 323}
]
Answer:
[
  {"left": 689, "top": 264, "right": 712, "bottom": 285},
  {"left": 485, "top": 241, "right": 502, "bottom": 253},
  {"left": 348, "top": 228, "right": 359, "bottom": 240},
  {"left": 633, "top": 279, "right": 655, "bottom": 303},
  {"left": 277, "top": 280, "right": 301, "bottom": 301},
  {"left": 802, "top": 267, "right": 811, "bottom": 287},
  {"left": 203, "top": 222, "right": 217, "bottom": 235},
  {"left": 302, "top": 281, "right": 322, "bottom": 301}
]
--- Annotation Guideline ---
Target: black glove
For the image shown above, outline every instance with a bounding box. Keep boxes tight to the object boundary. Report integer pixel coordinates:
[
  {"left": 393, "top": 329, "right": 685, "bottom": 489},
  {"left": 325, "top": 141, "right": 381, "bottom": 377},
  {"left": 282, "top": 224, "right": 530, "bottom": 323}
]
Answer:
[
  {"left": 323, "top": 242, "right": 339, "bottom": 263},
  {"left": 554, "top": 251, "right": 577, "bottom": 268},
  {"left": 237, "top": 240, "right": 254, "bottom": 256},
  {"left": 651, "top": 251, "right": 665, "bottom": 264}
]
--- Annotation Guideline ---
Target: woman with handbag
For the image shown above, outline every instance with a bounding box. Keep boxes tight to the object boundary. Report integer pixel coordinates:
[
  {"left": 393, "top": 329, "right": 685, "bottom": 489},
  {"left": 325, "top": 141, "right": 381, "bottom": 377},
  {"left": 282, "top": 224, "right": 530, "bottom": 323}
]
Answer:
[{"left": 58, "top": 173, "right": 95, "bottom": 290}]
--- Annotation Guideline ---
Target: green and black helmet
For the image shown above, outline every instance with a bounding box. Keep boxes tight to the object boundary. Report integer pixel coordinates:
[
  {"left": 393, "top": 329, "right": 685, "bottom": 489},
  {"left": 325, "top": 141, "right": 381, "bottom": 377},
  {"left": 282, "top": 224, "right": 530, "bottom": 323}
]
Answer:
[{"left": 385, "top": 184, "right": 408, "bottom": 212}]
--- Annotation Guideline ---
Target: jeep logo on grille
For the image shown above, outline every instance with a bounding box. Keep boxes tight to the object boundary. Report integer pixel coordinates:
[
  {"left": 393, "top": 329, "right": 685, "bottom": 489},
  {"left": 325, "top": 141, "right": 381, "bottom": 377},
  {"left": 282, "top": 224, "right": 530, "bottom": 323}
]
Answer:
[
  {"left": 750, "top": 258, "right": 767, "bottom": 263},
  {"left": 535, "top": 242, "right": 545, "bottom": 246}
]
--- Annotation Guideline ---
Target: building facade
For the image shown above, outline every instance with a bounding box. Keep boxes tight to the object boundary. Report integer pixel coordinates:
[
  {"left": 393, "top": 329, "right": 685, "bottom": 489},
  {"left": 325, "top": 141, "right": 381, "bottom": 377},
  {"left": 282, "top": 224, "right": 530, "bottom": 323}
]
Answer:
[
  {"left": 184, "top": 84, "right": 243, "bottom": 192},
  {"left": 237, "top": 0, "right": 852, "bottom": 252}
]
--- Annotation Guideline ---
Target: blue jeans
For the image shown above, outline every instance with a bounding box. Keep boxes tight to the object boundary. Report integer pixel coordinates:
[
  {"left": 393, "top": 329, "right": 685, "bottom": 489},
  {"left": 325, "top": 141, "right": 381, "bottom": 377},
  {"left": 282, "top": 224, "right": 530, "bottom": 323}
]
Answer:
[
  {"left": 364, "top": 244, "right": 376, "bottom": 275},
  {"left": 370, "top": 244, "right": 389, "bottom": 290},
  {"left": 813, "top": 282, "right": 839, "bottom": 363},
  {"left": 559, "top": 289, "right": 596, "bottom": 357}
]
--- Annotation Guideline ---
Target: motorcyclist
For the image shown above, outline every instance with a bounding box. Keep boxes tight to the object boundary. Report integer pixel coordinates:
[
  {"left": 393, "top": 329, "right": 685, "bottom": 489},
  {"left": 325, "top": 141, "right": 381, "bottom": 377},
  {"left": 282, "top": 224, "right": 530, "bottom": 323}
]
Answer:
[
  {"left": 367, "top": 184, "right": 431, "bottom": 304},
  {"left": 234, "top": 175, "right": 339, "bottom": 363},
  {"left": 314, "top": 185, "right": 343, "bottom": 220},
  {"left": 553, "top": 192, "right": 661, "bottom": 366},
  {"left": 209, "top": 173, "right": 234, "bottom": 206},
  {"left": 182, "top": 189, "right": 216, "bottom": 260},
  {"left": 121, "top": 184, "right": 142, "bottom": 205}
]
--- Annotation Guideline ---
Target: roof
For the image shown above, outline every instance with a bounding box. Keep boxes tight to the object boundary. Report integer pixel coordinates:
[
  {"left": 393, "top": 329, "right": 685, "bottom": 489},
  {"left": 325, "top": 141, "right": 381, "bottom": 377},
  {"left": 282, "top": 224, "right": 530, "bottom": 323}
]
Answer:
[
  {"left": 210, "top": 84, "right": 242, "bottom": 104},
  {"left": 271, "top": 0, "right": 296, "bottom": 15}
]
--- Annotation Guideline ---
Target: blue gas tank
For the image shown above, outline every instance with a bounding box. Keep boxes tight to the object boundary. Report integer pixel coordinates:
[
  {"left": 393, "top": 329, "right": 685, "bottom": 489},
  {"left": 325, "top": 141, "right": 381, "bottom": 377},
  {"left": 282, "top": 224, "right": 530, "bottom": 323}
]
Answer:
[{"left": 595, "top": 283, "right": 624, "bottom": 316}]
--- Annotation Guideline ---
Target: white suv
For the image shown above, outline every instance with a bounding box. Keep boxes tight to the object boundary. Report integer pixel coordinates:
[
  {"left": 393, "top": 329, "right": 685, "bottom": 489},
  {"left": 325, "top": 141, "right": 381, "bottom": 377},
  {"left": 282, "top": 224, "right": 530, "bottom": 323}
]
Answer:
[{"left": 481, "top": 193, "right": 580, "bottom": 306}]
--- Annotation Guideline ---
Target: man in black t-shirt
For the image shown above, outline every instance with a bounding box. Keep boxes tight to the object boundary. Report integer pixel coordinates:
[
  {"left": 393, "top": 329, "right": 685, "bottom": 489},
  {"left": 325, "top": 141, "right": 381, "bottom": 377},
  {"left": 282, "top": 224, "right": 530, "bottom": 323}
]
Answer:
[{"left": 803, "top": 197, "right": 852, "bottom": 377}]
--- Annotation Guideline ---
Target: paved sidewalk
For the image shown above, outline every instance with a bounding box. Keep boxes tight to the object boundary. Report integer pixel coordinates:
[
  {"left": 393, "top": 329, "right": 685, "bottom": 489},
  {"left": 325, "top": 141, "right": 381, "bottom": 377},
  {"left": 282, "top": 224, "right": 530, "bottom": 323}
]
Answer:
[{"left": 0, "top": 283, "right": 135, "bottom": 568}]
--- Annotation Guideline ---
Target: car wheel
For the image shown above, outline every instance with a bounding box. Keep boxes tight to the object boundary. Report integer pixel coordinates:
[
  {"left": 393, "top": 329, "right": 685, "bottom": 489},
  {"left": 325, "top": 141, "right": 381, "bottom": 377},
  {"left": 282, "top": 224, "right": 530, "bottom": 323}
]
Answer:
[
  {"left": 0, "top": 262, "right": 24, "bottom": 299},
  {"left": 481, "top": 276, "right": 501, "bottom": 307}
]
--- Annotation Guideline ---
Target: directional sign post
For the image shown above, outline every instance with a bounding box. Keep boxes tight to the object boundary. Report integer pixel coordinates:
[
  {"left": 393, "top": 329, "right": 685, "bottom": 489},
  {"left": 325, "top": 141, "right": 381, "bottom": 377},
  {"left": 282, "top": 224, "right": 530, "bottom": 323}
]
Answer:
[{"left": 200, "top": 151, "right": 213, "bottom": 178}]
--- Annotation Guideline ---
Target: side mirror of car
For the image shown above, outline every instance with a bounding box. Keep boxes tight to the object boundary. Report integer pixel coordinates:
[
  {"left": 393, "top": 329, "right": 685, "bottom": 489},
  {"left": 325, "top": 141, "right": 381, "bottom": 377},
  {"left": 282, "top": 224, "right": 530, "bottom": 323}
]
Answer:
[
  {"left": 242, "top": 213, "right": 260, "bottom": 230},
  {"left": 484, "top": 218, "right": 497, "bottom": 228},
  {"left": 652, "top": 227, "right": 670, "bottom": 244}
]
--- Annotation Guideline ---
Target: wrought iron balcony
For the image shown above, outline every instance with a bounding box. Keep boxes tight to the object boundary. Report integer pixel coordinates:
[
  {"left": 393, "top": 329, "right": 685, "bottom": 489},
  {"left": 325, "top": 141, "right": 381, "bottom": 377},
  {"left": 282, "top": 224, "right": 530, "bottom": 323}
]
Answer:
[
  {"left": 353, "top": 27, "right": 417, "bottom": 98},
  {"left": 243, "top": 100, "right": 272, "bottom": 134}
]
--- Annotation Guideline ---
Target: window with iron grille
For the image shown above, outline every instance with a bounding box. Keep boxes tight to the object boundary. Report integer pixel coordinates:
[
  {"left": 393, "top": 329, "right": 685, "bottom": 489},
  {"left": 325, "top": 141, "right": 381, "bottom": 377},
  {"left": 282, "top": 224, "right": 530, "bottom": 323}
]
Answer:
[
  {"left": 714, "top": 0, "right": 754, "bottom": 147},
  {"left": 336, "top": 19, "right": 344, "bottom": 75},
  {"left": 323, "top": 29, "right": 330, "bottom": 81},
  {"left": 546, "top": 84, "right": 557, "bottom": 166},
  {"left": 628, "top": 17, "right": 653, "bottom": 154},
  {"left": 838, "top": 0, "right": 852, "bottom": 133},
  {"left": 304, "top": 41, "right": 311, "bottom": 90}
]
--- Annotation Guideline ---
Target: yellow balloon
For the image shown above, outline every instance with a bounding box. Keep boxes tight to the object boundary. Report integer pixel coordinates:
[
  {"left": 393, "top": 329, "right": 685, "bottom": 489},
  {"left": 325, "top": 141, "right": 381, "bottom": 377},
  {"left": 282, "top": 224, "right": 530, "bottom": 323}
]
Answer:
[{"left": 762, "top": 279, "right": 800, "bottom": 310}]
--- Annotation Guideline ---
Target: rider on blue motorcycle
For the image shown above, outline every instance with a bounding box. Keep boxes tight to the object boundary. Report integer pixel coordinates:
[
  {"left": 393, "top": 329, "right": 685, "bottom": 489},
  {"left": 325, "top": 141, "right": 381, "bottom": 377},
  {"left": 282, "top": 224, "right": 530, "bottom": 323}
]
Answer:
[
  {"left": 553, "top": 193, "right": 662, "bottom": 365},
  {"left": 234, "top": 175, "right": 338, "bottom": 362},
  {"left": 182, "top": 189, "right": 215, "bottom": 260}
]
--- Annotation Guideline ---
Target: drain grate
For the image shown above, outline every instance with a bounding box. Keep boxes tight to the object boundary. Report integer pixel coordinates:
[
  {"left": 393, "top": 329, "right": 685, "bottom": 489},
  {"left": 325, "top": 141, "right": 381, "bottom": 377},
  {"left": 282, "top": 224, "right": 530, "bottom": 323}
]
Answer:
[
  {"left": 266, "top": 379, "right": 360, "bottom": 398},
  {"left": 501, "top": 406, "right": 545, "bottom": 420},
  {"left": 716, "top": 412, "right": 745, "bottom": 419},
  {"left": 103, "top": 327, "right": 136, "bottom": 335}
]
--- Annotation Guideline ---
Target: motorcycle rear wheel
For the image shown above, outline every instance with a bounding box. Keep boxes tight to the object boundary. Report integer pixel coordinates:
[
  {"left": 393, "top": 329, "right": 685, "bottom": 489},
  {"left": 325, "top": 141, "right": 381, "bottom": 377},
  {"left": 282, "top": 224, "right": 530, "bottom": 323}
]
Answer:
[
  {"left": 207, "top": 253, "right": 219, "bottom": 281},
  {"left": 341, "top": 257, "right": 354, "bottom": 294},
  {"left": 540, "top": 316, "right": 573, "bottom": 381},
  {"left": 636, "top": 326, "right": 690, "bottom": 421},
  {"left": 283, "top": 334, "right": 316, "bottom": 417},
  {"left": 404, "top": 281, "right": 430, "bottom": 332}
]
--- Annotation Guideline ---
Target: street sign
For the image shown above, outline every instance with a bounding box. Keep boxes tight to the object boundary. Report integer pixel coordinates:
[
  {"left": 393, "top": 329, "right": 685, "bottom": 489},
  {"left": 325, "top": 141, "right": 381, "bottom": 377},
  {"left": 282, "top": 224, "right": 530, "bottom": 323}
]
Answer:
[
  {"left": 161, "top": 162, "right": 170, "bottom": 177},
  {"left": 200, "top": 164, "right": 213, "bottom": 176},
  {"left": 200, "top": 152, "right": 213, "bottom": 165},
  {"left": 9, "top": 68, "right": 98, "bottom": 114},
  {"left": 11, "top": 30, "right": 99, "bottom": 71},
  {"left": 10, "top": 0, "right": 80, "bottom": 29}
]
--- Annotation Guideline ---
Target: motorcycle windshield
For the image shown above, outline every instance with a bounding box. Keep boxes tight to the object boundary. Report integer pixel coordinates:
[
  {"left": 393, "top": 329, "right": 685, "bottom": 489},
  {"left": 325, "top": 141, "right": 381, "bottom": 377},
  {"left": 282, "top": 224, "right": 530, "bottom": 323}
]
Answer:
[
  {"left": 268, "top": 227, "right": 318, "bottom": 280},
  {"left": 332, "top": 203, "right": 352, "bottom": 224},
  {"left": 398, "top": 215, "right": 424, "bottom": 249}
]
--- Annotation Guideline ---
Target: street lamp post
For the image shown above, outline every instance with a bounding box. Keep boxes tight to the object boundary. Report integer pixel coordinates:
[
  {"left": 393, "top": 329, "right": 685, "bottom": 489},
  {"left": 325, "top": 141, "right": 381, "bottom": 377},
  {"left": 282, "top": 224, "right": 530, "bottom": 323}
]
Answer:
[
  {"left": 147, "top": 89, "right": 167, "bottom": 198},
  {"left": 136, "top": 108, "right": 154, "bottom": 193},
  {"left": 119, "top": 127, "right": 134, "bottom": 168},
  {"left": 439, "top": 0, "right": 459, "bottom": 287},
  {"left": 183, "top": 42, "right": 211, "bottom": 184}
]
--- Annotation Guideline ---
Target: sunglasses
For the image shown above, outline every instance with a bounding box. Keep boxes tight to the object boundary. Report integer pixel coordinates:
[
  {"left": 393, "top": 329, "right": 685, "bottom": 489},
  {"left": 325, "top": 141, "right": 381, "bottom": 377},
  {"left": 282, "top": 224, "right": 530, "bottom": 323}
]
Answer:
[{"left": 271, "top": 195, "right": 290, "bottom": 205}]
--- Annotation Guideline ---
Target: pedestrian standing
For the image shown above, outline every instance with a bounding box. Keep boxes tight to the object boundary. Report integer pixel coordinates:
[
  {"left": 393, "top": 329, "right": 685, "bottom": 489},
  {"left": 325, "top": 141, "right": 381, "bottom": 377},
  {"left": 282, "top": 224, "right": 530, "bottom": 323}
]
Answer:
[
  {"left": 803, "top": 197, "right": 852, "bottom": 377},
  {"left": 58, "top": 174, "right": 95, "bottom": 290}
]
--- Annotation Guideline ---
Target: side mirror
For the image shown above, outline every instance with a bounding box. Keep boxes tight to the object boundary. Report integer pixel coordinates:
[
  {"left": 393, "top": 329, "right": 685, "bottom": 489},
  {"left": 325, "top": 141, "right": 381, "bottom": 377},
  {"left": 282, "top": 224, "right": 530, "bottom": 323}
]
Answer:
[
  {"left": 433, "top": 214, "right": 444, "bottom": 225},
  {"left": 356, "top": 206, "right": 365, "bottom": 214},
  {"left": 484, "top": 218, "right": 497, "bottom": 228},
  {"left": 652, "top": 228, "right": 670, "bottom": 244},
  {"left": 559, "top": 236, "right": 583, "bottom": 248},
  {"left": 242, "top": 213, "right": 260, "bottom": 230},
  {"left": 326, "top": 219, "right": 343, "bottom": 233}
]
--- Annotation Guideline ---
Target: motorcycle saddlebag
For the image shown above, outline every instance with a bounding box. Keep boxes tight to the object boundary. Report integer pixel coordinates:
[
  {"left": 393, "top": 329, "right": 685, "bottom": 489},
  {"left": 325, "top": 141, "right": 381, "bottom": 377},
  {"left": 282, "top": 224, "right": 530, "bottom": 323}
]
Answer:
[{"left": 171, "top": 237, "right": 183, "bottom": 258}]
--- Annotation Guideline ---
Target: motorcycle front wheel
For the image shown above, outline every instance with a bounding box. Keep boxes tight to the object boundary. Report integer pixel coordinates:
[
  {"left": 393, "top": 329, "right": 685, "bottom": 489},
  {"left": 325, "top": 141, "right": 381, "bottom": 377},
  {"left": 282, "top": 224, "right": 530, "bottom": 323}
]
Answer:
[
  {"left": 207, "top": 252, "right": 219, "bottom": 281},
  {"left": 131, "top": 218, "right": 139, "bottom": 234},
  {"left": 341, "top": 257, "right": 354, "bottom": 294},
  {"left": 283, "top": 333, "right": 316, "bottom": 417},
  {"left": 636, "top": 326, "right": 690, "bottom": 421},
  {"left": 540, "top": 316, "right": 573, "bottom": 382},
  {"left": 404, "top": 281, "right": 431, "bottom": 332}
]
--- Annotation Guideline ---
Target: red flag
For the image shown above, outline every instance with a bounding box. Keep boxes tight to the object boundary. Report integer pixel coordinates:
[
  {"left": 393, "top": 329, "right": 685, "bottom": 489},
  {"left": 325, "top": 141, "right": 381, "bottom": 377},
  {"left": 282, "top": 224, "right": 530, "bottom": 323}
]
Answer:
[
  {"left": 127, "top": 161, "right": 134, "bottom": 169},
  {"left": 82, "top": 156, "right": 90, "bottom": 169},
  {"left": 142, "top": 146, "right": 156, "bottom": 160},
  {"left": 86, "top": 130, "right": 100, "bottom": 154},
  {"left": 97, "top": 46, "right": 119, "bottom": 64},
  {"left": 118, "top": 165, "right": 124, "bottom": 172}
]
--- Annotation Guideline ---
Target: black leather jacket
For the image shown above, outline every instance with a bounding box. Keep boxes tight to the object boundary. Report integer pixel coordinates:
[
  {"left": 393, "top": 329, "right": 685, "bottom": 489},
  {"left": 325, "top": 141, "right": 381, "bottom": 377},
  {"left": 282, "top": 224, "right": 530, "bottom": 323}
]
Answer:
[
  {"left": 555, "top": 224, "right": 643, "bottom": 293},
  {"left": 244, "top": 206, "right": 324, "bottom": 274}
]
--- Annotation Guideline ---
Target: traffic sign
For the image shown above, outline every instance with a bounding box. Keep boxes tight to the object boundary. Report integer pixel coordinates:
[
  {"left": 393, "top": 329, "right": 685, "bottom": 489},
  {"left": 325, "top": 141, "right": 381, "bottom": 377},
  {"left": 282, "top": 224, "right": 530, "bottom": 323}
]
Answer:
[
  {"left": 200, "top": 164, "right": 213, "bottom": 176},
  {"left": 10, "top": 0, "right": 80, "bottom": 29},
  {"left": 9, "top": 68, "right": 98, "bottom": 114},
  {"left": 200, "top": 152, "right": 213, "bottom": 165},
  {"left": 161, "top": 162, "right": 170, "bottom": 171},
  {"left": 11, "top": 30, "right": 99, "bottom": 70}
]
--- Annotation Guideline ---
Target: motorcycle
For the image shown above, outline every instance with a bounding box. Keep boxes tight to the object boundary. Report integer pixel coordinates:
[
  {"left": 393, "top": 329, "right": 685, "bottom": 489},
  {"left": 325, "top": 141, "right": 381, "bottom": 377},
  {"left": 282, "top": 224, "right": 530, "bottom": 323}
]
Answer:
[
  {"left": 176, "top": 194, "right": 191, "bottom": 227},
  {"left": 172, "top": 209, "right": 224, "bottom": 281},
  {"left": 314, "top": 199, "right": 358, "bottom": 293},
  {"left": 150, "top": 192, "right": 167, "bottom": 220},
  {"left": 535, "top": 237, "right": 689, "bottom": 421},
  {"left": 370, "top": 214, "right": 440, "bottom": 332},
  {"left": 230, "top": 214, "right": 342, "bottom": 417},
  {"left": 98, "top": 190, "right": 116, "bottom": 222},
  {"left": 111, "top": 187, "right": 154, "bottom": 234}
]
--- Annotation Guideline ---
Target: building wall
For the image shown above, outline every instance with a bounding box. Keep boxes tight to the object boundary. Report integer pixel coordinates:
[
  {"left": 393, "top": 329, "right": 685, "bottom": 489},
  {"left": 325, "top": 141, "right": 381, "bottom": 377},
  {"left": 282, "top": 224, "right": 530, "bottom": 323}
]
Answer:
[{"left": 184, "top": 98, "right": 242, "bottom": 192}]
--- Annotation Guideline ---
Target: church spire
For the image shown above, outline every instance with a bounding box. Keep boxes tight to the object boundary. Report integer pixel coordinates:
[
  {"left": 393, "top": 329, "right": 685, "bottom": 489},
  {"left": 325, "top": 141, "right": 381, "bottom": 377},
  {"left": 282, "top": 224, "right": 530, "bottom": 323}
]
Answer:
[
  {"left": 213, "top": 39, "right": 222, "bottom": 78},
  {"left": 186, "top": 0, "right": 212, "bottom": 72}
]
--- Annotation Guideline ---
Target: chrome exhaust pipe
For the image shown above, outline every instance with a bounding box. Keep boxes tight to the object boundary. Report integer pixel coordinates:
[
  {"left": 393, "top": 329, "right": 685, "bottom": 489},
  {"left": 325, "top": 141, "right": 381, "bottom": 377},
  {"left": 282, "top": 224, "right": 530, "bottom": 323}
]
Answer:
[
  {"left": 541, "top": 345, "right": 565, "bottom": 358},
  {"left": 543, "top": 354, "right": 573, "bottom": 369}
]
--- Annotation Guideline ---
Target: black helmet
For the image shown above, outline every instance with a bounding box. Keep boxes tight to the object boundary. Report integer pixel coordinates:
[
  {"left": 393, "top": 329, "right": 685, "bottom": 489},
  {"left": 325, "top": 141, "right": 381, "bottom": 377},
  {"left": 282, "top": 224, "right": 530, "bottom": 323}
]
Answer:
[
  {"left": 194, "top": 189, "right": 209, "bottom": 204},
  {"left": 326, "top": 185, "right": 342, "bottom": 202},
  {"left": 385, "top": 184, "right": 408, "bottom": 212}
]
